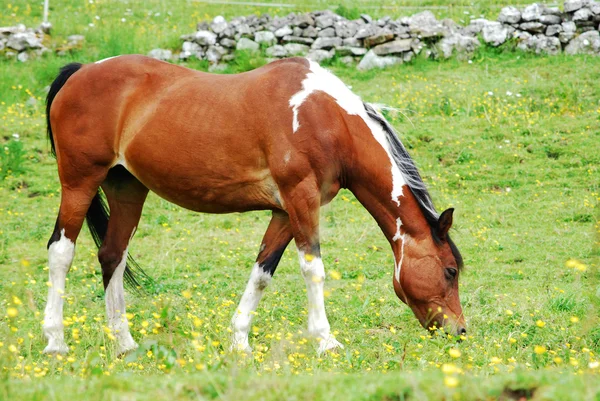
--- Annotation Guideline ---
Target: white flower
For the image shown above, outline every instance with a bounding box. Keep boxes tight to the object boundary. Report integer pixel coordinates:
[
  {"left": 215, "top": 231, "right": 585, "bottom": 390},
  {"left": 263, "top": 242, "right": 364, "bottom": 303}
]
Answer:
[
  {"left": 487, "top": 91, "right": 494, "bottom": 96},
  {"left": 506, "top": 91, "right": 513, "bottom": 96}
]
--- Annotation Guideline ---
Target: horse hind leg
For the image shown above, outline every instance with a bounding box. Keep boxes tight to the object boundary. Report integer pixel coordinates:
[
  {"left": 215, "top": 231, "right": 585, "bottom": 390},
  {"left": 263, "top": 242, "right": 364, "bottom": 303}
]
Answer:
[
  {"left": 98, "top": 166, "right": 148, "bottom": 356},
  {"left": 231, "top": 211, "right": 293, "bottom": 352},
  {"left": 44, "top": 180, "right": 105, "bottom": 354}
]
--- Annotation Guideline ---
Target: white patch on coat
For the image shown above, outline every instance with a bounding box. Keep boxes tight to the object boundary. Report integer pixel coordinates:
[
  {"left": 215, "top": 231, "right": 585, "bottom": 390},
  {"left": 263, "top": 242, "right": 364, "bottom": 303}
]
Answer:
[
  {"left": 289, "top": 60, "right": 406, "bottom": 206},
  {"left": 394, "top": 233, "right": 407, "bottom": 283},
  {"left": 43, "top": 229, "right": 75, "bottom": 354},
  {"left": 105, "top": 248, "right": 138, "bottom": 355},
  {"left": 283, "top": 151, "right": 291, "bottom": 165},
  {"left": 231, "top": 263, "right": 272, "bottom": 352},
  {"left": 297, "top": 250, "right": 343, "bottom": 354},
  {"left": 96, "top": 56, "right": 120, "bottom": 64}
]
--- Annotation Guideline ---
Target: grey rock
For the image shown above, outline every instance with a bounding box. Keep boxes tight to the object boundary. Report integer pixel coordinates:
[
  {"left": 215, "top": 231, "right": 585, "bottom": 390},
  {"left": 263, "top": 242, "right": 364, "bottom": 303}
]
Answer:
[
  {"left": 182, "top": 41, "right": 203, "bottom": 59},
  {"left": 294, "top": 14, "right": 314, "bottom": 28},
  {"left": 265, "top": 44, "right": 288, "bottom": 57},
  {"left": 283, "top": 43, "right": 310, "bottom": 55},
  {"left": 307, "top": 49, "right": 335, "bottom": 63},
  {"left": 17, "top": 51, "right": 29, "bottom": 62},
  {"left": 312, "top": 37, "right": 342, "bottom": 49},
  {"left": 335, "top": 21, "right": 358, "bottom": 38},
  {"left": 364, "top": 32, "right": 395, "bottom": 47},
  {"left": 208, "top": 63, "right": 228, "bottom": 73},
  {"left": 408, "top": 11, "right": 446, "bottom": 38},
  {"left": 220, "top": 38, "right": 237, "bottom": 48},
  {"left": 591, "top": 3, "right": 600, "bottom": 15},
  {"left": 302, "top": 26, "right": 318, "bottom": 38},
  {"left": 559, "top": 20, "right": 577, "bottom": 42},
  {"left": 482, "top": 21, "right": 508, "bottom": 46},
  {"left": 498, "top": 6, "right": 522, "bottom": 24},
  {"left": 372, "top": 39, "right": 412, "bottom": 55},
  {"left": 543, "top": 6, "right": 563, "bottom": 15},
  {"left": 355, "top": 24, "right": 381, "bottom": 39},
  {"left": 236, "top": 24, "right": 253, "bottom": 37},
  {"left": 275, "top": 25, "right": 293, "bottom": 38},
  {"left": 206, "top": 45, "right": 228, "bottom": 63},
  {"left": 293, "top": 27, "right": 303, "bottom": 36},
  {"left": 564, "top": 0, "right": 583, "bottom": 12},
  {"left": 7, "top": 32, "right": 42, "bottom": 51},
  {"left": 517, "top": 34, "right": 562, "bottom": 54},
  {"left": 520, "top": 22, "right": 546, "bottom": 33},
  {"left": 463, "top": 18, "right": 489, "bottom": 35},
  {"left": 335, "top": 46, "right": 367, "bottom": 56},
  {"left": 546, "top": 24, "right": 563, "bottom": 36},
  {"left": 211, "top": 16, "right": 228, "bottom": 34},
  {"left": 282, "top": 35, "right": 314, "bottom": 45},
  {"left": 522, "top": 3, "right": 543, "bottom": 21},
  {"left": 148, "top": 48, "right": 172, "bottom": 61},
  {"left": 0, "top": 41, "right": 4, "bottom": 52},
  {"left": 39, "top": 21, "right": 52, "bottom": 34},
  {"left": 194, "top": 30, "right": 217, "bottom": 46},
  {"left": 318, "top": 27, "right": 336, "bottom": 37},
  {"left": 564, "top": 30, "right": 600, "bottom": 53},
  {"left": 254, "top": 30, "right": 276, "bottom": 45},
  {"left": 236, "top": 37, "right": 260, "bottom": 51},
  {"left": 339, "top": 56, "right": 355, "bottom": 65},
  {"left": 539, "top": 14, "right": 562, "bottom": 24},
  {"left": 315, "top": 15, "right": 334, "bottom": 28},
  {"left": 438, "top": 33, "right": 480, "bottom": 59},
  {"left": 360, "top": 14, "right": 373, "bottom": 23},
  {"left": 357, "top": 49, "right": 402, "bottom": 70},
  {"left": 342, "top": 37, "right": 362, "bottom": 47},
  {"left": 573, "top": 7, "right": 593, "bottom": 21}
]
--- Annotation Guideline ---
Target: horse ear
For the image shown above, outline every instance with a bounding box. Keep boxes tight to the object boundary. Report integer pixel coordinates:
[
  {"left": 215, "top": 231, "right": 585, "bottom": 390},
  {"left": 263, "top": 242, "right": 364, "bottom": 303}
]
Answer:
[{"left": 437, "top": 208, "right": 454, "bottom": 241}]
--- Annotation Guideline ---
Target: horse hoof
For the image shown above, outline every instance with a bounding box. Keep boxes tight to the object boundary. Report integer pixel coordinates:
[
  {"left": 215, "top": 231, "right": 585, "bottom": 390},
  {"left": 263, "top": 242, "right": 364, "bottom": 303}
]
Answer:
[
  {"left": 230, "top": 342, "right": 253, "bottom": 354},
  {"left": 43, "top": 341, "right": 69, "bottom": 355},
  {"left": 117, "top": 341, "right": 139, "bottom": 357},
  {"left": 317, "top": 337, "right": 344, "bottom": 355}
]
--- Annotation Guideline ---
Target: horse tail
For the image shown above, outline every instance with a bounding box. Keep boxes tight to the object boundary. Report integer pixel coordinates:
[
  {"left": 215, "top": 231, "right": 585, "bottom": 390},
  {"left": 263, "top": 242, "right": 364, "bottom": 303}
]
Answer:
[
  {"left": 46, "top": 62, "right": 83, "bottom": 157},
  {"left": 86, "top": 190, "right": 151, "bottom": 291},
  {"left": 46, "top": 62, "right": 151, "bottom": 292}
]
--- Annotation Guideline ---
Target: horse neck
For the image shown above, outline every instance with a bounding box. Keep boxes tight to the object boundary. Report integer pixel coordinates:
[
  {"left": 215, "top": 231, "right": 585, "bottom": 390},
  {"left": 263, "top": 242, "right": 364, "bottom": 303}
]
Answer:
[{"left": 346, "top": 149, "right": 429, "bottom": 246}]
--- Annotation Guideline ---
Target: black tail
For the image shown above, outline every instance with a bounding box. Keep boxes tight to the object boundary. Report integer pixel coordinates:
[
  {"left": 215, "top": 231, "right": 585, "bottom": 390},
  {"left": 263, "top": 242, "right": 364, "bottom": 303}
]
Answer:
[
  {"left": 46, "top": 62, "right": 83, "bottom": 157},
  {"left": 86, "top": 191, "right": 152, "bottom": 291},
  {"left": 47, "top": 63, "right": 151, "bottom": 291}
]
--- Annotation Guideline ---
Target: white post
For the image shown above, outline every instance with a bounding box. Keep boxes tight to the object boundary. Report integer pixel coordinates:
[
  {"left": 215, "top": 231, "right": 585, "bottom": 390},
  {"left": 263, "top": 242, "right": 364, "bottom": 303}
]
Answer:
[{"left": 43, "top": 0, "right": 49, "bottom": 23}]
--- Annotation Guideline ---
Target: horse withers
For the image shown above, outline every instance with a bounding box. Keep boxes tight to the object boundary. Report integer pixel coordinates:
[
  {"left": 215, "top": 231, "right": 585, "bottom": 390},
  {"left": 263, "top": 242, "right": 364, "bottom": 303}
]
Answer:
[{"left": 43, "top": 55, "right": 465, "bottom": 356}]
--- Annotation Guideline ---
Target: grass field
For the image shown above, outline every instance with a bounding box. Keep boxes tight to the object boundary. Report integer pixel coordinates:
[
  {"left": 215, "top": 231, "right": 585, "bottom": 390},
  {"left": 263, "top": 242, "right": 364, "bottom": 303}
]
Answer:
[{"left": 1, "top": 1, "right": 599, "bottom": 400}]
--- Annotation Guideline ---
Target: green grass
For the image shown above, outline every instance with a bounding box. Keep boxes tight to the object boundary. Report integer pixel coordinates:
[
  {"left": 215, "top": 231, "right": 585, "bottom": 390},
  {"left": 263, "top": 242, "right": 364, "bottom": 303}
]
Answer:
[{"left": 1, "top": 0, "right": 600, "bottom": 400}]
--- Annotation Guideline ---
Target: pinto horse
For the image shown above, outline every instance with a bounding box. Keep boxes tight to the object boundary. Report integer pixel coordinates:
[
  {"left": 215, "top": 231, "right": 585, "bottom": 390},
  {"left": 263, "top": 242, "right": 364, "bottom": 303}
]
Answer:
[{"left": 43, "top": 55, "right": 465, "bottom": 356}]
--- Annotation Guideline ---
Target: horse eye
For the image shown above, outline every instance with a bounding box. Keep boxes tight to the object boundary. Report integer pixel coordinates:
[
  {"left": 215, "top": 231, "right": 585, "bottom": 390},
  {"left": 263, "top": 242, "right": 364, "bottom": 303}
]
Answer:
[{"left": 445, "top": 268, "right": 458, "bottom": 280}]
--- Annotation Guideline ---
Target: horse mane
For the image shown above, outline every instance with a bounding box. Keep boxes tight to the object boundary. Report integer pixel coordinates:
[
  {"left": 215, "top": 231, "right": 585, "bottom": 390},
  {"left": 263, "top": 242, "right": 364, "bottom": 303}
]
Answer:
[{"left": 363, "top": 103, "right": 463, "bottom": 269}]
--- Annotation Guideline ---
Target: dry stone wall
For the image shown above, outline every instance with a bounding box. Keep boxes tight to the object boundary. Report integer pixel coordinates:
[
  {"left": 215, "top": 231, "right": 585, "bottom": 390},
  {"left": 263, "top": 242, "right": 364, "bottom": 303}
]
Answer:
[{"left": 167, "top": 0, "right": 600, "bottom": 69}]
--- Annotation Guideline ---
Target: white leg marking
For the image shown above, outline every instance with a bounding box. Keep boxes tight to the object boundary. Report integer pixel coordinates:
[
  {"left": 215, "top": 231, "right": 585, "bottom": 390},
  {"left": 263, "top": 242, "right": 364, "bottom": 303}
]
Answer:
[
  {"left": 288, "top": 60, "right": 406, "bottom": 206},
  {"left": 297, "top": 250, "right": 343, "bottom": 354},
  {"left": 105, "top": 248, "right": 138, "bottom": 355},
  {"left": 231, "top": 263, "right": 271, "bottom": 352},
  {"left": 43, "top": 229, "right": 74, "bottom": 354}
]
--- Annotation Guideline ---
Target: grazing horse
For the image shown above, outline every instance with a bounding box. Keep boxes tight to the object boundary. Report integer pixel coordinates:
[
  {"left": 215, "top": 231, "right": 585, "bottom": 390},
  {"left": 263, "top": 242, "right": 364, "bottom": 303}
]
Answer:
[{"left": 43, "top": 55, "right": 465, "bottom": 356}]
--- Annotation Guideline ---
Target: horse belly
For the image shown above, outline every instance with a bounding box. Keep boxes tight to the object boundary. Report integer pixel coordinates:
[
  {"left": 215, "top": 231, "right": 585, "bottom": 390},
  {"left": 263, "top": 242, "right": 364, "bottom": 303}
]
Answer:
[{"left": 123, "top": 145, "right": 281, "bottom": 213}]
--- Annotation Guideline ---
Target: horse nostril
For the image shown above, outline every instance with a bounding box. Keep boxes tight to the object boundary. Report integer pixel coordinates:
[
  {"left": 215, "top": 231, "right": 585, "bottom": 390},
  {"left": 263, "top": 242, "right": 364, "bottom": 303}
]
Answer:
[{"left": 459, "top": 327, "right": 467, "bottom": 335}]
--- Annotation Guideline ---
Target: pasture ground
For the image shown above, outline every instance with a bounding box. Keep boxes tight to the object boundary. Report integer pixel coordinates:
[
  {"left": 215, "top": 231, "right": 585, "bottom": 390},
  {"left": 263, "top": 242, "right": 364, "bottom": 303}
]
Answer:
[{"left": 1, "top": 1, "right": 599, "bottom": 400}]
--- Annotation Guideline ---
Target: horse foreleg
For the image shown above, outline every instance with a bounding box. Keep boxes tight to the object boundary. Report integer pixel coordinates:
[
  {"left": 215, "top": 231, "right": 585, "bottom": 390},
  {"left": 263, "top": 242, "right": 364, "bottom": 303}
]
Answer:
[
  {"left": 99, "top": 170, "right": 148, "bottom": 356},
  {"left": 285, "top": 180, "right": 343, "bottom": 355},
  {"left": 231, "top": 211, "right": 293, "bottom": 352}
]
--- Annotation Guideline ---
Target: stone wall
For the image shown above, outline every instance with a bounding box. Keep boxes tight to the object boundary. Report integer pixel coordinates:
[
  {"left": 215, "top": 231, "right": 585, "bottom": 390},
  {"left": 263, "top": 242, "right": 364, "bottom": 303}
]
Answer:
[{"left": 166, "top": 0, "right": 600, "bottom": 70}]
